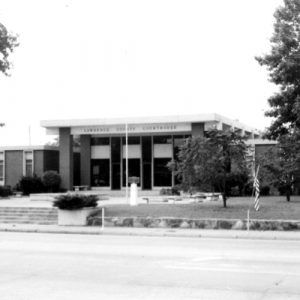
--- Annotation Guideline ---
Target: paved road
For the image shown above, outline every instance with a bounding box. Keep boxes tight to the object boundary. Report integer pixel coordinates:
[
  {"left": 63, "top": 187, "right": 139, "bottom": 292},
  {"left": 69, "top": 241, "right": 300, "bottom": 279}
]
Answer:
[{"left": 0, "top": 232, "right": 300, "bottom": 300}]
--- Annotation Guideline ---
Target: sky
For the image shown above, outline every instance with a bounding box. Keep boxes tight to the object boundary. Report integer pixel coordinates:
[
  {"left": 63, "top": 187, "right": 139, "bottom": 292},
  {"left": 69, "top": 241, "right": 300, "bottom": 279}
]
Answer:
[{"left": 0, "top": 0, "right": 283, "bottom": 146}]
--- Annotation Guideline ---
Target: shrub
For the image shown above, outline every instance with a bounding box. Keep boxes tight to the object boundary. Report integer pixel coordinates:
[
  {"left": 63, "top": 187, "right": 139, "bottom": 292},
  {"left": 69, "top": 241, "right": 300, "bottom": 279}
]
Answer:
[
  {"left": 159, "top": 187, "right": 181, "bottom": 196},
  {"left": 229, "top": 186, "right": 240, "bottom": 197},
  {"left": 260, "top": 185, "right": 270, "bottom": 196},
  {"left": 42, "top": 171, "right": 61, "bottom": 192},
  {"left": 18, "top": 175, "right": 44, "bottom": 195},
  {"left": 0, "top": 185, "right": 12, "bottom": 197},
  {"left": 53, "top": 194, "right": 99, "bottom": 210}
]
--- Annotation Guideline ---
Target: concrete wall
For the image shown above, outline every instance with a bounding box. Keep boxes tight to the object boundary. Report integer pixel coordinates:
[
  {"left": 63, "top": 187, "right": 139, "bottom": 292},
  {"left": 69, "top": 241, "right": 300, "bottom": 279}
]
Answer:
[
  {"left": 59, "top": 128, "right": 73, "bottom": 190},
  {"left": 191, "top": 123, "right": 204, "bottom": 137},
  {"left": 5, "top": 151, "right": 23, "bottom": 188},
  {"left": 80, "top": 135, "right": 91, "bottom": 186}
]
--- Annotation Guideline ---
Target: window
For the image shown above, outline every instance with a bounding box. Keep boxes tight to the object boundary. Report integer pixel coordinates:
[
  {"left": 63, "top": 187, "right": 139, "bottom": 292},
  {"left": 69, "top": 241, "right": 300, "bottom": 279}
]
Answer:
[
  {"left": 122, "top": 136, "right": 140, "bottom": 145},
  {"left": 91, "top": 137, "right": 110, "bottom": 146},
  {"left": 153, "top": 135, "right": 172, "bottom": 144},
  {"left": 0, "top": 160, "right": 3, "bottom": 182},
  {"left": 25, "top": 159, "right": 33, "bottom": 176},
  {"left": 154, "top": 158, "right": 172, "bottom": 186},
  {"left": 91, "top": 159, "right": 110, "bottom": 186},
  {"left": 24, "top": 151, "right": 33, "bottom": 176}
]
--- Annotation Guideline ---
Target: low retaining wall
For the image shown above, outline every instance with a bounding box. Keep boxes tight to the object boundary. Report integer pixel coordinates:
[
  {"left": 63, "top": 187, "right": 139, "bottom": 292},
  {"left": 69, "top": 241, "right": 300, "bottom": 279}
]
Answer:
[{"left": 87, "top": 216, "right": 300, "bottom": 231}]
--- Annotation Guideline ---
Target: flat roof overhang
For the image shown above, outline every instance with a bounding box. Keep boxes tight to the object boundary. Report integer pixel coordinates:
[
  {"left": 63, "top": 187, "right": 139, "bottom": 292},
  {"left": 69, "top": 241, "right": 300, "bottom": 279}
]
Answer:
[{"left": 41, "top": 113, "right": 260, "bottom": 136}]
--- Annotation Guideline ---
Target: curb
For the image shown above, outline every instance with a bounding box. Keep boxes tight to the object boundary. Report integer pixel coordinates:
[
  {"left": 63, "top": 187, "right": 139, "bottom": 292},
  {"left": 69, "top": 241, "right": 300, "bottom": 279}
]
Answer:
[{"left": 2, "top": 225, "right": 300, "bottom": 241}]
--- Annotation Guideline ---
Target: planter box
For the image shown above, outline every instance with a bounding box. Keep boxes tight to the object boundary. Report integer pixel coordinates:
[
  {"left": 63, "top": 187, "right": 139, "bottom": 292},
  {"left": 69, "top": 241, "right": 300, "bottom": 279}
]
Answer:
[{"left": 58, "top": 208, "right": 95, "bottom": 226}]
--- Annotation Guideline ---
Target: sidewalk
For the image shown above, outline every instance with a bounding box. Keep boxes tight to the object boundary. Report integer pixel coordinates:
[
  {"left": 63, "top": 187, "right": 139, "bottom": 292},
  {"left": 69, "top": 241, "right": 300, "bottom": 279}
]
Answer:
[{"left": 1, "top": 223, "right": 300, "bottom": 241}]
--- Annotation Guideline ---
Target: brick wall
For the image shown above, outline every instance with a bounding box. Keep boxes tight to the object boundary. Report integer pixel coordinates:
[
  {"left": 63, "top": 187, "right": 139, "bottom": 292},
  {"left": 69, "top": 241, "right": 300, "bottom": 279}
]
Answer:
[{"left": 5, "top": 151, "right": 23, "bottom": 188}]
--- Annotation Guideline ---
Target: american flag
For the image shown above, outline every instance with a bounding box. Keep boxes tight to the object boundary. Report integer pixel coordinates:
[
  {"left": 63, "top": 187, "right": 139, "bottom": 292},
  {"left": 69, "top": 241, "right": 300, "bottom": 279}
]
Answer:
[{"left": 253, "top": 166, "right": 260, "bottom": 211}]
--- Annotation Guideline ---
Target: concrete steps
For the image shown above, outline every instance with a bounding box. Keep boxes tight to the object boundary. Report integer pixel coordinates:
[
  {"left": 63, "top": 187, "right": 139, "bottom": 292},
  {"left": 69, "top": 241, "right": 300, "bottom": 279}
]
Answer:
[{"left": 0, "top": 207, "right": 58, "bottom": 225}]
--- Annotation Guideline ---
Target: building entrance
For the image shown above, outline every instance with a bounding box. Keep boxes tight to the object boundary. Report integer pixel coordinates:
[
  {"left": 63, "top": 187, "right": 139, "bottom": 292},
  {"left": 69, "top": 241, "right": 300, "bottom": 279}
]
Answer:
[{"left": 122, "top": 159, "right": 140, "bottom": 187}]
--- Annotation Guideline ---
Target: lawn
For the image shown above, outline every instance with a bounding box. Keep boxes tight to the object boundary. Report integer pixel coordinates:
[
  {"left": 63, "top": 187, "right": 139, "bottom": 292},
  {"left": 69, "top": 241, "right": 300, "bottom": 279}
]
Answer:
[{"left": 103, "top": 196, "right": 300, "bottom": 220}]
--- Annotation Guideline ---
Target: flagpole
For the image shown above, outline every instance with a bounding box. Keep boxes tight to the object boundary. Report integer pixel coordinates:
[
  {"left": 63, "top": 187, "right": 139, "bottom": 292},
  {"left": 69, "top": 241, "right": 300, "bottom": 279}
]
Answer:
[
  {"left": 253, "top": 165, "right": 260, "bottom": 211},
  {"left": 125, "top": 123, "right": 129, "bottom": 204},
  {"left": 248, "top": 164, "right": 260, "bottom": 232}
]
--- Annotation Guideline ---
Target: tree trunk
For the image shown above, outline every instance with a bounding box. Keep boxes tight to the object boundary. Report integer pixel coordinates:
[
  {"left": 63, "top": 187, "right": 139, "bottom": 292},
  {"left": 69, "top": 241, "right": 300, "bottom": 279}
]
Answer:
[
  {"left": 222, "top": 193, "right": 227, "bottom": 208},
  {"left": 286, "top": 189, "right": 291, "bottom": 202},
  {"left": 222, "top": 177, "right": 227, "bottom": 208}
]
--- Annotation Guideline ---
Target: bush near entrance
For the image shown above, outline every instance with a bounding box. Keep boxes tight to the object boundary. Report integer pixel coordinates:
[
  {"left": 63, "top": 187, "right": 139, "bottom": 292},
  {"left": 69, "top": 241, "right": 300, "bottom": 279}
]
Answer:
[
  {"left": 17, "top": 175, "right": 44, "bottom": 195},
  {"left": 53, "top": 194, "right": 99, "bottom": 210},
  {"left": 0, "top": 185, "right": 12, "bottom": 197},
  {"left": 42, "top": 171, "right": 61, "bottom": 193}
]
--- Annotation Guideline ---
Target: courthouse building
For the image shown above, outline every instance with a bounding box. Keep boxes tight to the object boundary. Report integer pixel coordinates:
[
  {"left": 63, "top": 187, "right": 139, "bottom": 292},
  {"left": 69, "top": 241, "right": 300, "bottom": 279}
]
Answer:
[
  {"left": 0, "top": 146, "right": 59, "bottom": 188},
  {"left": 41, "top": 114, "right": 260, "bottom": 191}
]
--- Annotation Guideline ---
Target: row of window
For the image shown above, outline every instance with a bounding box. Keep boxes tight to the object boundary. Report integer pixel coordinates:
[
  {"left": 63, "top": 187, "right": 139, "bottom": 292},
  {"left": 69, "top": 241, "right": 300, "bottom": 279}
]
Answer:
[
  {"left": 91, "top": 158, "right": 172, "bottom": 187},
  {"left": 91, "top": 135, "right": 191, "bottom": 146},
  {"left": 89, "top": 135, "right": 191, "bottom": 188}
]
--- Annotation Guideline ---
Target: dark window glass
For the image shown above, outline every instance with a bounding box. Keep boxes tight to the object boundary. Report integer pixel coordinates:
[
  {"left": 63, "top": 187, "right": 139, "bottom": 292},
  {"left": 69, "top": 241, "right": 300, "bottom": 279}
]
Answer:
[
  {"left": 122, "top": 159, "right": 140, "bottom": 187},
  {"left": 0, "top": 160, "right": 3, "bottom": 180},
  {"left": 91, "top": 159, "right": 110, "bottom": 186},
  {"left": 122, "top": 136, "right": 140, "bottom": 145},
  {"left": 111, "top": 137, "right": 121, "bottom": 190},
  {"left": 111, "top": 137, "right": 121, "bottom": 162},
  {"left": 153, "top": 135, "right": 172, "bottom": 144},
  {"left": 112, "top": 163, "right": 121, "bottom": 190},
  {"left": 91, "top": 137, "right": 110, "bottom": 146},
  {"left": 142, "top": 136, "right": 152, "bottom": 163},
  {"left": 154, "top": 158, "right": 172, "bottom": 186},
  {"left": 142, "top": 163, "right": 152, "bottom": 190}
]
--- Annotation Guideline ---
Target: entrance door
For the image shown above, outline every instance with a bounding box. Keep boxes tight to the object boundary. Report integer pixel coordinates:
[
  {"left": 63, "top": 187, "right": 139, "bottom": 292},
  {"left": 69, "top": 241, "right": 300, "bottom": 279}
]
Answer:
[
  {"left": 123, "top": 159, "right": 141, "bottom": 187},
  {"left": 91, "top": 159, "right": 110, "bottom": 187}
]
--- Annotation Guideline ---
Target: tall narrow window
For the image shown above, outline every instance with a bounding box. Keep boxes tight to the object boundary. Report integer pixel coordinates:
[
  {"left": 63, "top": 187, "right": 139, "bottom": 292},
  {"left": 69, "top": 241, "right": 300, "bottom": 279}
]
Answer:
[
  {"left": 0, "top": 152, "right": 4, "bottom": 182},
  {"left": 24, "top": 151, "right": 33, "bottom": 176},
  {"left": 153, "top": 135, "right": 172, "bottom": 186}
]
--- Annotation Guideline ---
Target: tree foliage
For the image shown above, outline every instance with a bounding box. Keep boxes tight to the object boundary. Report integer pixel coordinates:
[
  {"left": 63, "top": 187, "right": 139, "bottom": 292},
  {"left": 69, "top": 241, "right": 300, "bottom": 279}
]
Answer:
[
  {"left": 171, "top": 130, "right": 249, "bottom": 207},
  {"left": 257, "top": 132, "right": 300, "bottom": 201},
  {"left": 42, "top": 170, "right": 61, "bottom": 193},
  {"left": 256, "top": 0, "right": 300, "bottom": 139},
  {"left": 0, "top": 22, "right": 18, "bottom": 75},
  {"left": 256, "top": 0, "right": 300, "bottom": 198}
]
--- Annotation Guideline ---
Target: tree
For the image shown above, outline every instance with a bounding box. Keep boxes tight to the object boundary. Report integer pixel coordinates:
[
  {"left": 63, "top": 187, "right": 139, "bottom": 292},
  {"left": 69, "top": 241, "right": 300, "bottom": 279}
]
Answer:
[
  {"left": 171, "top": 130, "right": 249, "bottom": 208},
  {"left": 257, "top": 132, "right": 300, "bottom": 201},
  {"left": 256, "top": 0, "right": 300, "bottom": 197},
  {"left": 256, "top": 0, "right": 300, "bottom": 139},
  {"left": 0, "top": 22, "right": 18, "bottom": 75}
]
